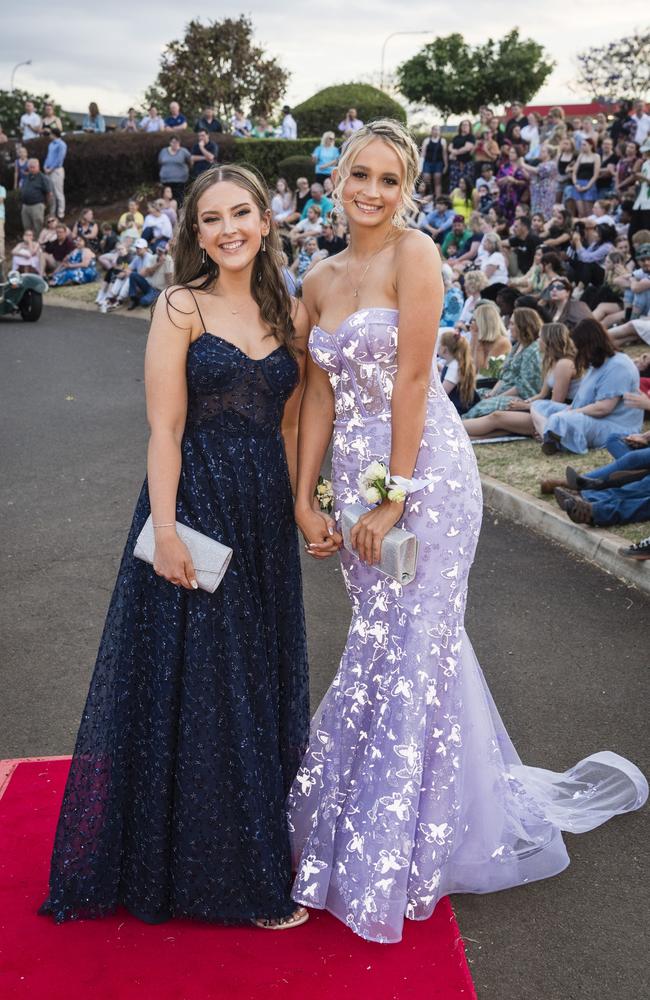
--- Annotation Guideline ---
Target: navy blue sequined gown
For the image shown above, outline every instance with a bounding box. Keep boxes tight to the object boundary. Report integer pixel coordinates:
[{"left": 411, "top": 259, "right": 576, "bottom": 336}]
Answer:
[{"left": 39, "top": 331, "right": 309, "bottom": 924}]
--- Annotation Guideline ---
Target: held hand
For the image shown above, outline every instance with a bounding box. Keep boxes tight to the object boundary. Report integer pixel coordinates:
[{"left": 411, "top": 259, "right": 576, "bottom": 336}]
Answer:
[
  {"left": 350, "top": 500, "right": 404, "bottom": 565},
  {"left": 507, "top": 398, "right": 530, "bottom": 411},
  {"left": 153, "top": 531, "right": 198, "bottom": 589},
  {"left": 296, "top": 508, "right": 342, "bottom": 560},
  {"left": 624, "top": 433, "right": 650, "bottom": 449}
]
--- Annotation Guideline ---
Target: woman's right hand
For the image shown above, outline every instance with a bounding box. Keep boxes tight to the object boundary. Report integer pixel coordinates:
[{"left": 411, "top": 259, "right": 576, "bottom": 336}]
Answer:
[
  {"left": 295, "top": 507, "right": 342, "bottom": 561},
  {"left": 153, "top": 530, "right": 198, "bottom": 589}
]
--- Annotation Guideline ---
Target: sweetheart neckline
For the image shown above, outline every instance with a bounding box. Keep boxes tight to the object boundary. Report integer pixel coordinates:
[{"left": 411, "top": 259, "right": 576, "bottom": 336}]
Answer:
[
  {"left": 311, "top": 306, "right": 399, "bottom": 339},
  {"left": 189, "top": 332, "right": 287, "bottom": 363}
]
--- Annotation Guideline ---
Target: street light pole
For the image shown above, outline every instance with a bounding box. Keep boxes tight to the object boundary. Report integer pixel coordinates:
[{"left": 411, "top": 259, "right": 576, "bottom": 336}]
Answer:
[
  {"left": 10, "top": 60, "right": 32, "bottom": 93},
  {"left": 380, "top": 31, "right": 433, "bottom": 91}
]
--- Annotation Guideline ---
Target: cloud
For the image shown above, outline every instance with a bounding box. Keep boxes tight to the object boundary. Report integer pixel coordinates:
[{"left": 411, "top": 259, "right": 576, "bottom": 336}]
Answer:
[{"left": 0, "top": 1, "right": 647, "bottom": 116}]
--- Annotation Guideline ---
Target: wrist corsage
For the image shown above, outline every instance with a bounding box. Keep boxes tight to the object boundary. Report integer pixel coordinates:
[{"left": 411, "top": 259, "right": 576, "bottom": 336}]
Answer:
[
  {"left": 314, "top": 475, "right": 334, "bottom": 513},
  {"left": 358, "top": 461, "right": 430, "bottom": 505}
]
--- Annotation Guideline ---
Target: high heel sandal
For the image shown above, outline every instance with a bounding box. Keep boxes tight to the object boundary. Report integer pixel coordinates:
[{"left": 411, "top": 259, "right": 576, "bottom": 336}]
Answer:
[{"left": 252, "top": 906, "right": 309, "bottom": 930}]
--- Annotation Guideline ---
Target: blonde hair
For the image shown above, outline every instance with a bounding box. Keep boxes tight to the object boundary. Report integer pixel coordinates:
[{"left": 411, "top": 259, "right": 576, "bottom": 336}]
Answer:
[
  {"left": 539, "top": 322, "right": 577, "bottom": 378},
  {"left": 463, "top": 271, "right": 488, "bottom": 295},
  {"left": 332, "top": 118, "right": 419, "bottom": 228},
  {"left": 439, "top": 331, "right": 477, "bottom": 407},
  {"left": 511, "top": 307, "right": 542, "bottom": 347},
  {"left": 321, "top": 130, "right": 335, "bottom": 145},
  {"left": 474, "top": 301, "right": 508, "bottom": 344}
]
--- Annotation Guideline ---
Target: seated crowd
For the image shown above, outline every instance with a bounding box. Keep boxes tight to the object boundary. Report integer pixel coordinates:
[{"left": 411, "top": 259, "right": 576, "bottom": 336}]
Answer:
[{"left": 4, "top": 96, "right": 650, "bottom": 541}]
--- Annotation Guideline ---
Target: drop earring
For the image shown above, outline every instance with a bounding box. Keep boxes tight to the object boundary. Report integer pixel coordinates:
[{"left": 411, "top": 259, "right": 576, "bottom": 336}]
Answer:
[
  {"left": 201, "top": 247, "right": 206, "bottom": 265},
  {"left": 261, "top": 236, "right": 267, "bottom": 252}
]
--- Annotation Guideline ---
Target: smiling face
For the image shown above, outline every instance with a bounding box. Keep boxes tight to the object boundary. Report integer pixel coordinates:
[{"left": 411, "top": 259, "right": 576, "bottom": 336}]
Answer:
[
  {"left": 338, "top": 138, "right": 403, "bottom": 228},
  {"left": 195, "top": 180, "right": 269, "bottom": 273}
]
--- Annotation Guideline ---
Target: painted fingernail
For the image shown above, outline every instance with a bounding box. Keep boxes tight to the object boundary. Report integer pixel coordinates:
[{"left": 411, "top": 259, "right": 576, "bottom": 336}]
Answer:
[
  {"left": 328, "top": 526, "right": 334, "bottom": 535},
  {"left": 191, "top": 580, "right": 198, "bottom": 589}
]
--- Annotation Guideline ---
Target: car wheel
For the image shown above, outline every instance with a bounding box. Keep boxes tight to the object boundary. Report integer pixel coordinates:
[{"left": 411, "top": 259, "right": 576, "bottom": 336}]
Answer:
[{"left": 19, "top": 290, "right": 43, "bottom": 322}]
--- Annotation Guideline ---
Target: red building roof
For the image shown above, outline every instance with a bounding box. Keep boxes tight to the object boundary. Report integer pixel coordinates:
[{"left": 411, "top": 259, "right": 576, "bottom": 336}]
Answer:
[{"left": 523, "top": 102, "right": 615, "bottom": 118}]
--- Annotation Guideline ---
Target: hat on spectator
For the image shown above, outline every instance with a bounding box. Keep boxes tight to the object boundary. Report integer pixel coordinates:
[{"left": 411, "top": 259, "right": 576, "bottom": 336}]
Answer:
[
  {"left": 637, "top": 243, "right": 650, "bottom": 260},
  {"left": 135, "top": 238, "right": 148, "bottom": 249},
  {"left": 453, "top": 214, "right": 465, "bottom": 223}
]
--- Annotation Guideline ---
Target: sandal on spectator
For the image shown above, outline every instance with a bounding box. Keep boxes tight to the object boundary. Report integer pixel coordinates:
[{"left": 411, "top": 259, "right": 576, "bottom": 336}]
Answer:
[
  {"left": 619, "top": 537, "right": 650, "bottom": 561},
  {"left": 541, "top": 431, "right": 562, "bottom": 456},
  {"left": 252, "top": 906, "right": 309, "bottom": 930}
]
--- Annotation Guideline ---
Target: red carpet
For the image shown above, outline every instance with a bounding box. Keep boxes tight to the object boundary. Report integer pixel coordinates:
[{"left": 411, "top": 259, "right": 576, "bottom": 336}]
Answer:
[{"left": 0, "top": 758, "right": 476, "bottom": 1000}]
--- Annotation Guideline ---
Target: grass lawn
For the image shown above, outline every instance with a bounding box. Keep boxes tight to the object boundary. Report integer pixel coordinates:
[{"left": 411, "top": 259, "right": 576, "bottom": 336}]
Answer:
[
  {"left": 46, "top": 283, "right": 99, "bottom": 306},
  {"left": 475, "top": 440, "right": 649, "bottom": 544}
]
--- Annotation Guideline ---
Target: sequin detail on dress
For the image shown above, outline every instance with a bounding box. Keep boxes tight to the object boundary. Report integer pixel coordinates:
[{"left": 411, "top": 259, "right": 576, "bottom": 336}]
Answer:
[
  {"left": 40, "top": 333, "right": 309, "bottom": 924},
  {"left": 286, "top": 308, "right": 648, "bottom": 944}
]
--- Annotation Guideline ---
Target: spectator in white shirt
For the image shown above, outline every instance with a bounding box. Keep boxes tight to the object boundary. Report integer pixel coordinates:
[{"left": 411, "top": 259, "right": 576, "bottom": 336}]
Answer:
[
  {"left": 280, "top": 106, "right": 297, "bottom": 139},
  {"left": 141, "top": 201, "right": 173, "bottom": 248},
  {"left": 338, "top": 108, "right": 364, "bottom": 137},
  {"left": 20, "top": 101, "right": 42, "bottom": 141},
  {"left": 140, "top": 105, "right": 165, "bottom": 133},
  {"left": 631, "top": 100, "right": 650, "bottom": 147},
  {"left": 289, "top": 205, "right": 323, "bottom": 246},
  {"left": 479, "top": 233, "right": 509, "bottom": 296},
  {"left": 231, "top": 110, "right": 252, "bottom": 138}
]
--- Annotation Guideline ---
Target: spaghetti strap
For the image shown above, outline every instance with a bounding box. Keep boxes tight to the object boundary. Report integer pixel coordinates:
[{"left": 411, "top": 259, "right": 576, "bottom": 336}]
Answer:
[{"left": 187, "top": 288, "right": 207, "bottom": 334}]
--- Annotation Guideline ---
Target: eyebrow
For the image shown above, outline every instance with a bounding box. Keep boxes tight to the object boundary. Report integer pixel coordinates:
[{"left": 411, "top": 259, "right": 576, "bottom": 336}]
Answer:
[
  {"left": 352, "top": 163, "right": 401, "bottom": 180},
  {"left": 200, "top": 202, "right": 251, "bottom": 216}
]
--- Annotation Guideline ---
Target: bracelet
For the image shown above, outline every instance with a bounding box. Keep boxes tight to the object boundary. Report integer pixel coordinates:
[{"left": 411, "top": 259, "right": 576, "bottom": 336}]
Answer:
[{"left": 153, "top": 522, "right": 175, "bottom": 528}]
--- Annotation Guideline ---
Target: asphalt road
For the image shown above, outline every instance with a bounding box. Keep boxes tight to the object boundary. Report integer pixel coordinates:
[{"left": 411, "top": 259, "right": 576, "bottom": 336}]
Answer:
[{"left": 1, "top": 306, "right": 648, "bottom": 1000}]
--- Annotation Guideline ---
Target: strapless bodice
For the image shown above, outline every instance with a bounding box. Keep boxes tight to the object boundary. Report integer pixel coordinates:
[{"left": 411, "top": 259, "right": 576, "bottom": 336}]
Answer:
[{"left": 309, "top": 308, "right": 442, "bottom": 423}]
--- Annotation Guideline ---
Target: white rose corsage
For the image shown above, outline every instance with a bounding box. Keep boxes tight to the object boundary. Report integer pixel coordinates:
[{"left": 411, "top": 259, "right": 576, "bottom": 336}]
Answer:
[
  {"left": 314, "top": 475, "right": 334, "bottom": 513},
  {"left": 358, "top": 462, "right": 431, "bottom": 505}
]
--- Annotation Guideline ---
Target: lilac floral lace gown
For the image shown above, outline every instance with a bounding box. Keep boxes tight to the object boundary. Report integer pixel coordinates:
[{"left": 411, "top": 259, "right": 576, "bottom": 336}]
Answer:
[{"left": 286, "top": 308, "right": 648, "bottom": 944}]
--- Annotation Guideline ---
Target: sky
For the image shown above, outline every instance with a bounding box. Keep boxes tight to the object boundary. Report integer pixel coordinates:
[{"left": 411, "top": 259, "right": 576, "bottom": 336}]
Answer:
[{"left": 1, "top": 2, "right": 647, "bottom": 118}]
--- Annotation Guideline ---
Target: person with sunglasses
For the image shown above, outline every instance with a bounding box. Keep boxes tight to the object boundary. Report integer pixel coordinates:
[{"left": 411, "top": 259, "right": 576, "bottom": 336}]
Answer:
[{"left": 547, "top": 276, "right": 592, "bottom": 330}]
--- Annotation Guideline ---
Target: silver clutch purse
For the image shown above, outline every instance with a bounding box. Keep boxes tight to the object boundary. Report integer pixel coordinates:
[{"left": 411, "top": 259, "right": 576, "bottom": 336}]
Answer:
[
  {"left": 340, "top": 503, "right": 419, "bottom": 586},
  {"left": 133, "top": 515, "right": 233, "bottom": 593}
]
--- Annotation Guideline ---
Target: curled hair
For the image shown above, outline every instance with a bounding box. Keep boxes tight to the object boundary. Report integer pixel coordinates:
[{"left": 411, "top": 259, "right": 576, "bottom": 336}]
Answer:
[
  {"left": 332, "top": 118, "right": 420, "bottom": 228},
  {"left": 439, "top": 331, "right": 477, "bottom": 407},
  {"left": 168, "top": 164, "right": 296, "bottom": 350},
  {"left": 539, "top": 322, "right": 577, "bottom": 379}
]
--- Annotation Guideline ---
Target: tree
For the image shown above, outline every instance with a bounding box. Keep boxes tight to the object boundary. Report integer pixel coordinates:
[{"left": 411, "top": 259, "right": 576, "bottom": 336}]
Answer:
[
  {"left": 145, "top": 16, "right": 290, "bottom": 123},
  {"left": 0, "top": 88, "right": 75, "bottom": 138},
  {"left": 293, "top": 83, "right": 406, "bottom": 137},
  {"left": 576, "top": 28, "right": 650, "bottom": 102},
  {"left": 397, "top": 30, "right": 554, "bottom": 118}
]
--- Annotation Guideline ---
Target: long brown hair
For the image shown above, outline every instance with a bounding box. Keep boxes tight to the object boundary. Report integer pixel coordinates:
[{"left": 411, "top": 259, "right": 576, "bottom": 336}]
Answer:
[
  {"left": 511, "top": 307, "right": 542, "bottom": 347},
  {"left": 539, "top": 322, "right": 577, "bottom": 379},
  {"left": 439, "top": 331, "right": 477, "bottom": 407},
  {"left": 170, "top": 164, "right": 296, "bottom": 349},
  {"left": 571, "top": 318, "right": 615, "bottom": 370}
]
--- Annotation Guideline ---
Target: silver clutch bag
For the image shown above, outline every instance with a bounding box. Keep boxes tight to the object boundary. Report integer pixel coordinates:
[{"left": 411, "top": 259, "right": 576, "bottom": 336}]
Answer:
[
  {"left": 133, "top": 515, "right": 233, "bottom": 593},
  {"left": 340, "top": 503, "right": 419, "bottom": 586}
]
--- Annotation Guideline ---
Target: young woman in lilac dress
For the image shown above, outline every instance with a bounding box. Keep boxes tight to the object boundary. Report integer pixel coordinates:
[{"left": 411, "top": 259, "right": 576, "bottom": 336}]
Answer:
[{"left": 286, "top": 119, "right": 647, "bottom": 944}]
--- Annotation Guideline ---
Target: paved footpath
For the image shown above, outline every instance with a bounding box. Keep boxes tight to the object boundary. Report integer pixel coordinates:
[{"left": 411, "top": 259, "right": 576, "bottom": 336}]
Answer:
[{"left": 1, "top": 308, "right": 648, "bottom": 1000}]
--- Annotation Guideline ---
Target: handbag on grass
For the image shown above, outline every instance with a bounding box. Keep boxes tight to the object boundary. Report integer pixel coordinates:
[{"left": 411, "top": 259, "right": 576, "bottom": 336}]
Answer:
[
  {"left": 340, "top": 503, "right": 419, "bottom": 586},
  {"left": 133, "top": 516, "right": 233, "bottom": 594}
]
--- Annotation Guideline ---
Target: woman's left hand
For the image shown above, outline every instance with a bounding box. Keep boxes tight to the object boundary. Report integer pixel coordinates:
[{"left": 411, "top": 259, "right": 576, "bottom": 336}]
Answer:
[
  {"left": 350, "top": 500, "right": 405, "bottom": 565},
  {"left": 507, "top": 398, "right": 530, "bottom": 410}
]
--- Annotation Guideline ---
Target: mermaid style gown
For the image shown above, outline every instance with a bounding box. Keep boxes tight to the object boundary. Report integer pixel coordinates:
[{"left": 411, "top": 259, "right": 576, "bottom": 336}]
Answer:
[
  {"left": 286, "top": 308, "right": 647, "bottom": 944},
  {"left": 40, "top": 331, "right": 309, "bottom": 924}
]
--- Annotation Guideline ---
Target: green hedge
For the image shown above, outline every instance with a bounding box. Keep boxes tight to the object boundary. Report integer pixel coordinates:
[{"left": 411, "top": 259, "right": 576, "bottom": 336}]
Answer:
[
  {"left": 0, "top": 133, "right": 327, "bottom": 212},
  {"left": 293, "top": 83, "right": 407, "bottom": 138}
]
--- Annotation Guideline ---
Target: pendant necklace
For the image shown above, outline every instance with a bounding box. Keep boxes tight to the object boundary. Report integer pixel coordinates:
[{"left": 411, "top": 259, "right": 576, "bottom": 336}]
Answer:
[{"left": 345, "top": 231, "right": 396, "bottom": 299}]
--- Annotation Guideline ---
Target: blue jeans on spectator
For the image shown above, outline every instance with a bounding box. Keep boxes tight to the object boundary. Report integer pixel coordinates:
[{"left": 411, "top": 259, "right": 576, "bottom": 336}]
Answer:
[
  {"left": 129, "top": 272, "right": 160, "bottom": 307},
  {"left": 605, "top": 432, "right": 644, "bottom": 459},
  {"left": 581, "top": 445, "right": 650, "bottom": 526}
]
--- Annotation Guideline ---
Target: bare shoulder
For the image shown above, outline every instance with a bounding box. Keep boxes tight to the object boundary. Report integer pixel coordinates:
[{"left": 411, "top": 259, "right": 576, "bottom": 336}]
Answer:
[
  {"left": 151, "top": 284, "right": 200, "bottom": 334},
  {"left": 554, "top": 357, "right": 576, "bottom": 374},
  {"left": 395, "top": 229, "right": 440, "bottom": 267}
]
